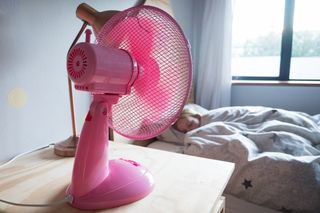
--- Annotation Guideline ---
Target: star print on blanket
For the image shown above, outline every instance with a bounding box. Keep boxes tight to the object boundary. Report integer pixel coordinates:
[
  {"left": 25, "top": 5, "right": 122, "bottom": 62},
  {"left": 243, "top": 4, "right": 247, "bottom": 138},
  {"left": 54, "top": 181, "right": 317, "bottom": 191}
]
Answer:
[
  {"left": 242, "top": 179, "right": 252, "bottom": 189},
  {"left": 280, "top": 206, "right": 293, "bottom": 213}
]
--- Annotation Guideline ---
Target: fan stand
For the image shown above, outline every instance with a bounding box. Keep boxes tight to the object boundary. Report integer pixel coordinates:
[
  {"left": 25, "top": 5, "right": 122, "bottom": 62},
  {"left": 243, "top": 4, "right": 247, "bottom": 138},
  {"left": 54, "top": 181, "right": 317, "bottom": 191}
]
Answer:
[{"left": 67, "top": 94, "right": 154, "bottom": 210}]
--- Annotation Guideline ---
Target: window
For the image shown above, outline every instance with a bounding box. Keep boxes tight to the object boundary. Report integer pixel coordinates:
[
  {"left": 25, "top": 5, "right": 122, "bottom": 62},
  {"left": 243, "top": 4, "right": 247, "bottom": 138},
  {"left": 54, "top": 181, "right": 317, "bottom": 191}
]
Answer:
[{"left": 232, "top": 0, "right": 320, "bottom": 81}]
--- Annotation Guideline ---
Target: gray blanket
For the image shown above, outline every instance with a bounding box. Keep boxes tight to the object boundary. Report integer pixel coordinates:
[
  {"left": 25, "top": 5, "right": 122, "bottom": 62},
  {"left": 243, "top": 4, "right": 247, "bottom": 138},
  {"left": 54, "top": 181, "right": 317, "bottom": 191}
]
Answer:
[{"left": 183, "top": 107, "right": 320, "bottom": 213}]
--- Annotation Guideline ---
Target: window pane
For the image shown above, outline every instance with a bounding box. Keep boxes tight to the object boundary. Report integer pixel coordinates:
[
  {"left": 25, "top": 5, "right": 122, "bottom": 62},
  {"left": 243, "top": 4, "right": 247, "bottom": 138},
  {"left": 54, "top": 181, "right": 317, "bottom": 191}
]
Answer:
[
  {"left": 290, "top": 0, "right": 320, "bottom": 80},
  {"left": 232, "top": 0, "right": 285, "bottom": 77}
]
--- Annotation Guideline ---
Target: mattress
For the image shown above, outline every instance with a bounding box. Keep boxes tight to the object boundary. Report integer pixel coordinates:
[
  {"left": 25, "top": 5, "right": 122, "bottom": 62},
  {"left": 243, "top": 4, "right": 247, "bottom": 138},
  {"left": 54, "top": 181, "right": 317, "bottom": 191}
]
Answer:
[{"left": 147, "top": 141, "right": 279, "bottom": 213}]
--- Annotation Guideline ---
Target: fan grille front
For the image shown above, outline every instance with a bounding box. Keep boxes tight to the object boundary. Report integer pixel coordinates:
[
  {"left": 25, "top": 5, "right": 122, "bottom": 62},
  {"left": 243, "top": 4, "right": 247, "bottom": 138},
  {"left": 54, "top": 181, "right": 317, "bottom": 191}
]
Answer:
[{"left": 97, "top": 6, "right": 192, "bottom": 140}]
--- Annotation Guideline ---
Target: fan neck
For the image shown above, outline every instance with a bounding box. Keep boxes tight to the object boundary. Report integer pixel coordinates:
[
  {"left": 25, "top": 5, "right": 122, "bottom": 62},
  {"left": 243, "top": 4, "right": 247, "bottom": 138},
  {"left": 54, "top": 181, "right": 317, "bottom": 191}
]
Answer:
[
  {"left": 92, "top": 94, "right": 119, "bottom": 105},
  {"left": 68, "top": 94, "right": 118, "bottom": 197}
]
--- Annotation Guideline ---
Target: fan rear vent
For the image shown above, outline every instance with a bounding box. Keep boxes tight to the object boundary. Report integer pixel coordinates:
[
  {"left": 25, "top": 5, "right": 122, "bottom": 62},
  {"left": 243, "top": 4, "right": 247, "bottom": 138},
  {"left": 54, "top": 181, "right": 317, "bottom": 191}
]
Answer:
[{"left": 67, "top": 48, "right": 88, "bottom": 79}]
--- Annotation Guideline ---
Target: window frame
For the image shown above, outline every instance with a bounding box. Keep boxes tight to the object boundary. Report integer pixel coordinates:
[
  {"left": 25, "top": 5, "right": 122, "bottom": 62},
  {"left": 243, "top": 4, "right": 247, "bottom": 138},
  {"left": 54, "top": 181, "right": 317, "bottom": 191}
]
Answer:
[{"left": 232, "top": 0, "right": 319, "bottom": 82}]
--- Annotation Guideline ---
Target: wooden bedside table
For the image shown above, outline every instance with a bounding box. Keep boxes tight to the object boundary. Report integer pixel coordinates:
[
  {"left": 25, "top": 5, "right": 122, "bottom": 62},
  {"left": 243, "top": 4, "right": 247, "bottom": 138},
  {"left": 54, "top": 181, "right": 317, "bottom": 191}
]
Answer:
[{"left": 0, "top": 142, "right": 234, "bottom": 213}]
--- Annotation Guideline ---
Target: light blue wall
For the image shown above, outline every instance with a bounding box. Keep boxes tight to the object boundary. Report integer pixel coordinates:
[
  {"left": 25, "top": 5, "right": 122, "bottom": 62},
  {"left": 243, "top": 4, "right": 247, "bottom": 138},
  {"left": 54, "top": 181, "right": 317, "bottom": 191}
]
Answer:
[
  {"left": 231, "top": 85, "right": 320, "bottom": 115},
  {"left": 170, "top": 0, "right": 193, "bottom": 41},
  {"left": 0, "top": 0, "right": 139, "bottom": 162}
]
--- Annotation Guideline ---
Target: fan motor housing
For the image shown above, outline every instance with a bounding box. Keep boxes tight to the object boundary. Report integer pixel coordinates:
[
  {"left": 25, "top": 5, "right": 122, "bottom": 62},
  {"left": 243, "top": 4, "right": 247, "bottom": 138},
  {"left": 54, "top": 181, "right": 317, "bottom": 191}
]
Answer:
[{"left": 67, "top": 42, "right": 138, "bottom": 95}]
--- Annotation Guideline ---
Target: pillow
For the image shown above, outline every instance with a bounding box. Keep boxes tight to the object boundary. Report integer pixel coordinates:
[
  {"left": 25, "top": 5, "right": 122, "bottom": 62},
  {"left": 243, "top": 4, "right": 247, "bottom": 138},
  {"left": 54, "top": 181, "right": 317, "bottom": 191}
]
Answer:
[{"left": 183, "top": 103, "right": 208, "bottom": 115}]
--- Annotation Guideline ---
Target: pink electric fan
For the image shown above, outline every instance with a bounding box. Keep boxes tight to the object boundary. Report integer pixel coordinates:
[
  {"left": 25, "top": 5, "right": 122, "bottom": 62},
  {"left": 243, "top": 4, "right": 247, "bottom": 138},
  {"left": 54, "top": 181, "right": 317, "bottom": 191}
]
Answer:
[{"left": 66, "top": 4, "right": 192, "bottom": 210}]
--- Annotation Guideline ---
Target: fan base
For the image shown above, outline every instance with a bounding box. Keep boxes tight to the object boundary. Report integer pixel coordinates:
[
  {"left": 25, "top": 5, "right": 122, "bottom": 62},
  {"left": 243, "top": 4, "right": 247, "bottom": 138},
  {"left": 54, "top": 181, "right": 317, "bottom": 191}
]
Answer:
[{"left": 67, "top": 158, "right": 154, "bottom": 210}]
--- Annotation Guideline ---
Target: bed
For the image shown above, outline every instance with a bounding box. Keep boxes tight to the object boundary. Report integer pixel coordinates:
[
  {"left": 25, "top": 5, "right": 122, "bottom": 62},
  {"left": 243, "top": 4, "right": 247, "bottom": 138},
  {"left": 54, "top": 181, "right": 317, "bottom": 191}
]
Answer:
[{"left": 147, "top": 104, "right": 320, "bottom": 213}]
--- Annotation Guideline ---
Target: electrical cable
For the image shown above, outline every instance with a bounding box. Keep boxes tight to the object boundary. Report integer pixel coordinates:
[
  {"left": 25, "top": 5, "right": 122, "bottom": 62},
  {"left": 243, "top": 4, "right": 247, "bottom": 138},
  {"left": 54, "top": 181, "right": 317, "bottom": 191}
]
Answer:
[
  {"left": 0, "top": 195, "right": 73, "bottom": 207},
  {"left": 0, "top": 143, "right": 55, "bottom": 168}
]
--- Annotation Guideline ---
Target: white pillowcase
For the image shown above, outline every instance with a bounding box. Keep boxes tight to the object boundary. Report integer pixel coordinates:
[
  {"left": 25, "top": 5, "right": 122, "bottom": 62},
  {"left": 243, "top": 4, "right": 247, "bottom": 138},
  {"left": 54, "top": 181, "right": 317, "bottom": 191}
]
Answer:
[{"left": 183, "top": 103, "right": 208, "bottom": 115}]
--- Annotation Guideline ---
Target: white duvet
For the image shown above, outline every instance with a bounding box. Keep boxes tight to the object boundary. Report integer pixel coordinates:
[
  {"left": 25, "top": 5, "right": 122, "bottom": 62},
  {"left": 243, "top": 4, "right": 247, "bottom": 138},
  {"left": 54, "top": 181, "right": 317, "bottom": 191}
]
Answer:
[{"left": 183, "top": 107, "right": 320, "bottom": 213}]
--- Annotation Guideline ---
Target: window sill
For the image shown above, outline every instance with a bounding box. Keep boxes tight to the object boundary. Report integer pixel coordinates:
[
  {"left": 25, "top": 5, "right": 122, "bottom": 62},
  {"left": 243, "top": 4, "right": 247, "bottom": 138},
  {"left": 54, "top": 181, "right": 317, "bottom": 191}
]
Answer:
[{"left": 232, "top": 80, "right": 320, "bottom": 87}]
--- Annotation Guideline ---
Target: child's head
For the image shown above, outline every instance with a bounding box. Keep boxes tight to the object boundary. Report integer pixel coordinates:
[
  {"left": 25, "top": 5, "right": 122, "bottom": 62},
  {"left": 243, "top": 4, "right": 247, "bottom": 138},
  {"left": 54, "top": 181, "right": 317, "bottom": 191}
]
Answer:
[{"left": 173, "top": 109, "right": 201, "bottom": 133}]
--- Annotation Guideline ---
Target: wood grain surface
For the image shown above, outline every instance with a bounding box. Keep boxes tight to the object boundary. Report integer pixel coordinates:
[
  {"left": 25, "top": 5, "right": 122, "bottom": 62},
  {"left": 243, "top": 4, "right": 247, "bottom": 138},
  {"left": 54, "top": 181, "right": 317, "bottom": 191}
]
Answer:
[{"left": 0, "top": 142, "right": 234, "bottom": 213}]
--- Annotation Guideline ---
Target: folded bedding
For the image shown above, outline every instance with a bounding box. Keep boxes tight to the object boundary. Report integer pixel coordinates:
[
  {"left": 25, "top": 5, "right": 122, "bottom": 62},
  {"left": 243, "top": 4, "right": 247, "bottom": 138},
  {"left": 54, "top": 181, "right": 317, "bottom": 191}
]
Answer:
[{"left": 159, "top": 106, "right": 320, "bottom": 213}]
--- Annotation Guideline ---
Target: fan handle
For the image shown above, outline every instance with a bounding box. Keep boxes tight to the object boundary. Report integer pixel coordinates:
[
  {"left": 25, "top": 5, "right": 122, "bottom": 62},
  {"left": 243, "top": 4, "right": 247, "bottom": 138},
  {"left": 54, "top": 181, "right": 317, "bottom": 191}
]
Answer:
[
  {"left": 67, "top": 94, "right": 154, "bottom": 210},
  {"left": 76, "top": 3, "right": 119, "bottom": 33}
]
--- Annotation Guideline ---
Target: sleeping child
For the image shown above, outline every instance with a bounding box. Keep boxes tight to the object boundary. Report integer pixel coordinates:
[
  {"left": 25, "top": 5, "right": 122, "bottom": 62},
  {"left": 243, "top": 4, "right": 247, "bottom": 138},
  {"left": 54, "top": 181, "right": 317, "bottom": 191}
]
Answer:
[{"left": 173, "top": 109, "right": 202, "bottom": 133}]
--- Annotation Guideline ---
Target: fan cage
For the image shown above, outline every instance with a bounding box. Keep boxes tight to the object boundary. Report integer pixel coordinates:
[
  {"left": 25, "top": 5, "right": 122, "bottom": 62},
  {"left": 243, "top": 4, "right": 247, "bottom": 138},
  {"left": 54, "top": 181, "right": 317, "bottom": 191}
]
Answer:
[{"left": 96, "top": 6, "right": 192, "bottom": 140}]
